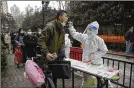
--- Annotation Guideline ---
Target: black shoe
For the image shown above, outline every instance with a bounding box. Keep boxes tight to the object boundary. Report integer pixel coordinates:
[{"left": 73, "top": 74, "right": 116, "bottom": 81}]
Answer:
[{"left": 17, "top": 64, "right": 20, "bottom": 68}]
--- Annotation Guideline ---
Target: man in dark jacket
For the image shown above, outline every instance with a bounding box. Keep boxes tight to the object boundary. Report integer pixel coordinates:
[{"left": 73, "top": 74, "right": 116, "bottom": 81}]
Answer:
[
  {"left": 11, "top": 32, "right": 17, "bottom": 53},
  {"left": 23, "top": 29, "right": 37, "bottom": 58},
  {"left": 124, "top": 26, "right": 134, "bottom": 55},
  {"left": 39, "top": 10, "right": 68, "bottom": 87},
  {"left": 36, "top": 28, "right": 42, "bottom": 54}
]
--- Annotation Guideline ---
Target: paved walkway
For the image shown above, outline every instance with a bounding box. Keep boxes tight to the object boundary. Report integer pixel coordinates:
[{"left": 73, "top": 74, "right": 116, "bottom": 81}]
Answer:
[{"left": 1, "top": 54, "right": 82, "bottom": 88}]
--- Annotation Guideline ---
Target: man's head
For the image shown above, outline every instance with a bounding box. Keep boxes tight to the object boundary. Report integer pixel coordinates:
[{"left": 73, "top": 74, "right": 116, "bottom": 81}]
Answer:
[
  {"left": 18, "top": 28, "right": 24, "bottom": 35},
  {"left": 56, "top": 10, "right": 68, "bottom": 26},
  {"left": 86, "top": 21, "right": 99, "bottom": 36},
  {"left": 37, "top": 28, "right": 42, "bottom": 34},
  {"left": 129, "top": 26, "right": 133, "bottom": 32}
]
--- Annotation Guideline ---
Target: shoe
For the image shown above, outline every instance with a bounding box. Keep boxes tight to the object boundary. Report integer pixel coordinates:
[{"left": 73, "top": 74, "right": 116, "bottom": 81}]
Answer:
[{"left": 17, "top": 64, "right": 20, "bottom": 68}]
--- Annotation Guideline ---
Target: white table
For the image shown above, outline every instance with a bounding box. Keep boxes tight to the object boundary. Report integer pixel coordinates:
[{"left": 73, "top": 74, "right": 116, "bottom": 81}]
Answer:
[{"left": 66, "top": 58, "right": 119, "bottom": 88}]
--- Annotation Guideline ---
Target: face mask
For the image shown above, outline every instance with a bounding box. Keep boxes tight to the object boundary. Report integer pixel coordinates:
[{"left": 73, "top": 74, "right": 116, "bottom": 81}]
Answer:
[
  {"left": 38, "top": 31, "right": 41, "bottom": 34},
  {"left": 87, "top": 29, "right": 98, "bottom": 37},
  {"left": 27, "top": 32, "right": 32, "bottom": 35},
  {"left": 20, "top": 31, "right": 24, "bottom": 34},
  {"left": 87, "top": 29, "right": 91, "bottom": 35},
  {"left": 61, "top": 22, "right": 66, "bottom": 27}
]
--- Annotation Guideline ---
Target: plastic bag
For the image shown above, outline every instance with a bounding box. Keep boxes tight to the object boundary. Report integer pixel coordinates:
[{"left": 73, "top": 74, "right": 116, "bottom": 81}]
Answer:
[{"left": 24, "top": 59, "right": 45, "bottom": 87}]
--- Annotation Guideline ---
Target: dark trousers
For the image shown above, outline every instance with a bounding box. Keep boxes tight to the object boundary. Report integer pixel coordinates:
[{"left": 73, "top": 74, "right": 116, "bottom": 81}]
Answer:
[
  {"left": 53, "top": 77, "right": 57, "bottom": 88},
  {"left": 12, "top": 44, "right": 15, "bottom": 53},
  {"left": 48, "top": 61, "right": 58, "bottom": 88},
  {"left": 21, "top": 46, "right": 27, "bottom": 63},
  {"left": 26, "top": 48, "right": 36, "bottom": 58}
]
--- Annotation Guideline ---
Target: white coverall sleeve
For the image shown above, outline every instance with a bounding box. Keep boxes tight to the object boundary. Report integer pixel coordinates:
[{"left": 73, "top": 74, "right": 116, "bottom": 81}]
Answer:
[
  {"left": 91, "top": 39, "right": 108, "bottom": 59},
  {"left": 68, "top": 26, "right": 86, "bottom": 43}
]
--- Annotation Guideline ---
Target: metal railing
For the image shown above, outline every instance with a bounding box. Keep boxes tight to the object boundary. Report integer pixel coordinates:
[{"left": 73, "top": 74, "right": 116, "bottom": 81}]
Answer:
[{"left": 70, "top": 51, "right": 134, "bottom": 88}]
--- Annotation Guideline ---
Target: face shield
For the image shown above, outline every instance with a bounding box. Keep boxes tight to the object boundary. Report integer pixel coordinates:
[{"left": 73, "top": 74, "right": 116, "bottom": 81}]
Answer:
[{"left": 86, "top": 21, "right": 99, "bottom": 36}]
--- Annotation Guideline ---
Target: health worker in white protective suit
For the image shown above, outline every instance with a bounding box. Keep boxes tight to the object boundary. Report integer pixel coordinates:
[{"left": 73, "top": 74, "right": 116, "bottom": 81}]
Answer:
[
  {"left": 65, "top": 34, "right": 72, "bottom": 58},
  {"left": 68, "top": 21, "right": 108, "bottom": 87}
]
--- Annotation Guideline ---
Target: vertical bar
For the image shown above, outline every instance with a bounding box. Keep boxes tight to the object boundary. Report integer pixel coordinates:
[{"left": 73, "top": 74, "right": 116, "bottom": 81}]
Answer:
[
  {"left": 129, "top": 64, "right": 132, "bottom": 88},
  {"left": 73, "top": 52, "right": 74, "bottom": 59},
  {"left": 112, "top": 60, "right": 114, "bottom": 68},
  {"left": 72, "top": 69, "right": 74, "bottom": 88},
  {"left": 80, "top": 53, "right": 82, "bottom": 61},
  {"left": 107, "top": 59, "right": 109, "bottom": 66},
  {"left": 42, "top": 1, "right": 45, "bottom": 27},
  {"left": 118, "top": 61, "right": 120, "bottom": 70},
  {"left": 70, "top": 51, "right": 71, "bottom": 58},
  {"left": 74, "top": 52, "right": 76, "bottom": 60},
  {"left": 117, "top": 61, "right": 120, "bottom": 88},
  {"left": 123, "top": 63, "right": 126, "bottom": 86},
  {"left": 103, "top": 58, "right": 104, "bottom": 64},
  {"left": 78, "top": 53, "right": 80, "bottom": 61},
  {"left": 62, "top": 78, "right": 65, "bottom": 88},
  {"left": 96, "top": 77, "right": 100, "bottom": 88},
  {"left": 105, "top": 80, "right": 109, "bottom": 88}
]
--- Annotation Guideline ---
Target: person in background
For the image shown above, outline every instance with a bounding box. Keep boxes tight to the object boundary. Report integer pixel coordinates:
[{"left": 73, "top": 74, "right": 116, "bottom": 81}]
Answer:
[
  {"left": 124, "top": 26, "right": 134, "bottom": 56},
  {"left": 23, "top": 29, "right": 37, "bottom": 58},
  {"left": 4, "top": 31, "right": 12, "bottom": 54},
  {"left": 1, "top": 33, "right": 6, "bottom": 49},
  {"left": 65, "top": 33, "right": 72, "bottom": 58},
  {"left": 11, "top": 32, "right": 17, "bottom": 53},
  {"left": 39, "top": 10, "right": 68, "bottom": 88},
  {"left": 1, "top": 32, "right": 6, "bottom": 46},
  {"left": 14, "top": 28, "right": 26, "bottom": 64},
  {"left": 36, "top": 28, "right": 42, "bottom": 38},
  {"left": 68, "top": 21, "right": 108, "bottom": 87},
  {"left": 36, "top": 28, "right": 42, "bottom": 54}
]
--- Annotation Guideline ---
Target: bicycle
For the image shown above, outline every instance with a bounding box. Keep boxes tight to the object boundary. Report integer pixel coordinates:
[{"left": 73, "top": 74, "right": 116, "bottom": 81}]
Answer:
[{"left": 27, "top": 54, "right": 55, "bottom": 88}]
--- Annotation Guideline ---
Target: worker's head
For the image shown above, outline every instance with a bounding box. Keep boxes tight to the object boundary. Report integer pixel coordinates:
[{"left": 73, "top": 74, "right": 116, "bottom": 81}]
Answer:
[
  {"left": 56, "top": 10, "right": 68, "bottom": 26},
  {"left": 86, "top": 21, "right": 99, "bottom": 36},
  {"left": 27, "top": 29, "right": 32, "bottom": 35}
]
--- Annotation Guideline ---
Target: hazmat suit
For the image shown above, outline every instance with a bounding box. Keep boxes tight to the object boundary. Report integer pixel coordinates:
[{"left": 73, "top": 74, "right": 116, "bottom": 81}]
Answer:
[
  {"left": 65, "top": 34, "right": 72, "bottom": 58},
  {"left": 68, "top": 21, "right": 108, "bottom": 87}
]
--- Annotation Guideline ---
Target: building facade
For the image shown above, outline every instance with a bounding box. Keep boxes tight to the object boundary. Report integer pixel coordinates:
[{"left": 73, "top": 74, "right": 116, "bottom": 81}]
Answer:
[{"left": 1, "top": 1, "right": 8, "bottom": 14}]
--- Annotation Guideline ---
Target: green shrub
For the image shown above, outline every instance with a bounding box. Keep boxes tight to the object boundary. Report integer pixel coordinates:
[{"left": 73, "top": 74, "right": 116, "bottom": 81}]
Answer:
[{"left": 1, "top": 42, "right": 8, "bottom": 72}]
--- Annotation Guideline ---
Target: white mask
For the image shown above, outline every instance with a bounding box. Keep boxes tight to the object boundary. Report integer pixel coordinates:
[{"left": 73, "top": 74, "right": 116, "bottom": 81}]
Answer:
[
  {"left": 61, "top": 22, "right": 66, "bottom": 27},
  {"left": 38, "top": 31, "right": 41, "bottom": 34},
  {"left": 27, "top": 32, "right": 32, "bottom": 35},
  {"left": 87, "top": 29, "right": 98, "bottom": 38},
  {"left": 20, "top": 31, "right": 24, "bottom": 34}
]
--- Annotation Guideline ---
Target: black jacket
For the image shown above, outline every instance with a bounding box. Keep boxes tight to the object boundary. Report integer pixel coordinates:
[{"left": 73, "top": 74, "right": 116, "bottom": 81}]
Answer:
[
  {"left": 23, "top": 35, "right": 37, "bottom": 57},
  {"left": 125, "top": 30, "right": 134, "bottom": 42}
]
